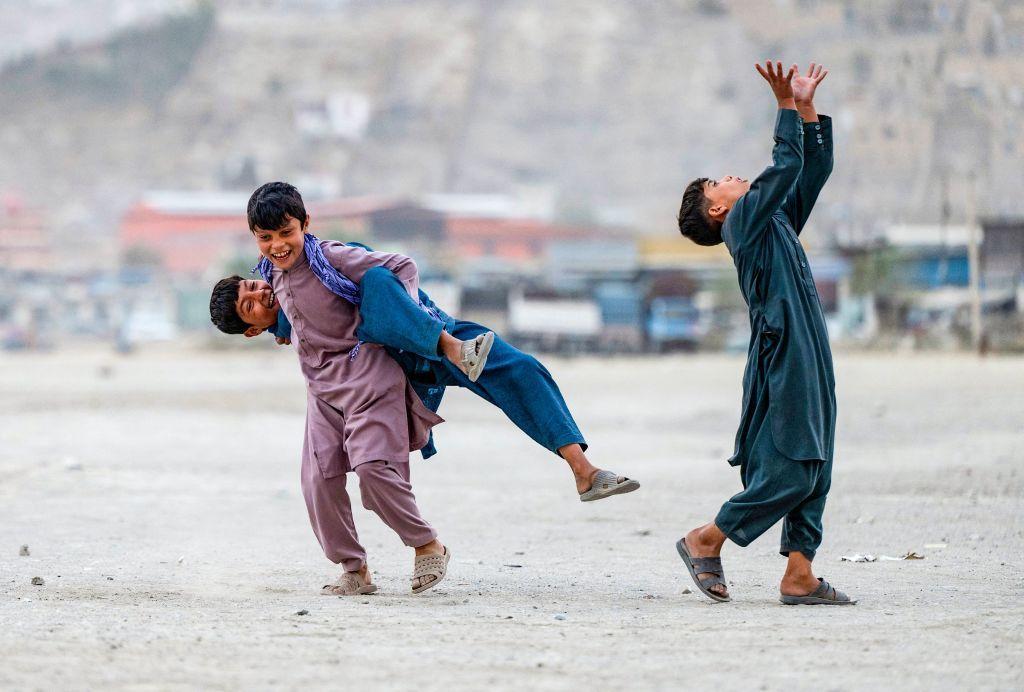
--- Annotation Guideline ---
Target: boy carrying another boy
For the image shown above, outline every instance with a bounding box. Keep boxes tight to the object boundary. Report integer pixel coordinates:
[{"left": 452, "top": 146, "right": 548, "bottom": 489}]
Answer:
[
  {"left": 211, "top": 185, "right": 454, "bottom": 596},
  {"left": 674, "top": 61, "right": 854, "bottom": 605},
  {"left": 210, "top": 184, "right": 639, "bottom": 594}
]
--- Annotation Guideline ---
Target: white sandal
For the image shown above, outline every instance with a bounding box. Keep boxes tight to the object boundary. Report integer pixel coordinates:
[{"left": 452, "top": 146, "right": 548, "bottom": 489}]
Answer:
[
  {"left": 411, "top": 547, "right": 451, "bottom": 594},
  {"left": 458, "top": 332, "right": 494, "bottom": 382},
  {"left": 321, "top": 571, "right": 378, "bottom": 596}
]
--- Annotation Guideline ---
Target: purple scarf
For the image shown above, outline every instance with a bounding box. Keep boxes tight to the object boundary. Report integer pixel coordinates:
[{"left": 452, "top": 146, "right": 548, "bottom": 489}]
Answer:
[{"left": 254, "top": 233, "right": 361, "bottom": 305}]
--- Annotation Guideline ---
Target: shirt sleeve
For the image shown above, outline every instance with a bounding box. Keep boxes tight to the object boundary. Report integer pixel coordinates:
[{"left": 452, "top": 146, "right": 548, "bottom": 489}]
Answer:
[
  {"left": 780, "top": 114, "right": 833, "bottom": 235},
  {"left": 722, "top": 108, "right": 804, "bottom": 256},
  {"left": 321, "top": 241, "right": 420, "bottom": 299}
]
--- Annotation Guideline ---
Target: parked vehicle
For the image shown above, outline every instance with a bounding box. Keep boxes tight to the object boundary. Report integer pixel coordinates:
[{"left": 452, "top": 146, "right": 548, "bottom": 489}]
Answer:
[
  {"left": 508, "top": 288, "right": 601, "bottom": 354},
  {"left": 646, "top": 296, "right": 705, "bottom": 352}
]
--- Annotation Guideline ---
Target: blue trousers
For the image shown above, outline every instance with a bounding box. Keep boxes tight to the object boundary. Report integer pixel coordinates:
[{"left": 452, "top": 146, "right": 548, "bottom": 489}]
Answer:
[{"left": 357, "top": 267, "right": 586, "bottom": 457}]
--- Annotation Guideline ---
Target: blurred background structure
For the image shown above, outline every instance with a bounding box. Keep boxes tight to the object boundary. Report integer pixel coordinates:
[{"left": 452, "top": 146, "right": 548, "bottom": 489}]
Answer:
[{"left": 1, "top": 0, "right": 1022, "bottom": 353}]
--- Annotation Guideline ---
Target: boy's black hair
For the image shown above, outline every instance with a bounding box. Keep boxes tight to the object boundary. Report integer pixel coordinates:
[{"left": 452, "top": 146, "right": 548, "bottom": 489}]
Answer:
[
  {"left": 677, "top": 177, "right": 723, "bottom": 246},
  {"left": 209, "top": 275, "right": 249, "bottom": 334},
  {"left": 247, "top": 181, "right": 307, "bottom": 232}
]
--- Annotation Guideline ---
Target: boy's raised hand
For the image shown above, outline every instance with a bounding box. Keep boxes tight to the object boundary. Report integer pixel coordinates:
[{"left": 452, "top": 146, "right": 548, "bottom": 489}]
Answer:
[
  {"left": 792, "top": 63, "right": 828, "bottom": 105},
  {"left": 755, "top": 61, "right": 797, "bottom": 109}
]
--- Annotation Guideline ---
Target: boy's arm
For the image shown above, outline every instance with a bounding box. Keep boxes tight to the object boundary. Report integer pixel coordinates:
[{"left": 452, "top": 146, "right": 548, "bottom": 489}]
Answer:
[
  {"left": 322, "top": 241, "right": 420, "bottom": 299},
  {"left": 782, "top": 63, "right": 832, "bottom": 234},
  {"left": 781, "top": 115, "right": 833, "bottom": 234},
  {"left": 723, "top": 63, "right": 804, "bottom": 254}
]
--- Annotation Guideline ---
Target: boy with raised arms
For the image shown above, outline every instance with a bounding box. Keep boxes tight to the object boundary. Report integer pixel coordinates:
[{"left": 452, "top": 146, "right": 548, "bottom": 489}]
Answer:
[{"left": 674, "top": 61, "right": 854, "bottom": 605}]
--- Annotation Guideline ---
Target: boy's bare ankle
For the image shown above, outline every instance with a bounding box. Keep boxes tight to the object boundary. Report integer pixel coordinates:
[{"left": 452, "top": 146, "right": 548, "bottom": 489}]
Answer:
[
  {"left": 414, "top": 539, "right": 444, "bottom": 556},
  {"left": 437, "top": 332, "right": 462, "bottom": 364},
  {"left": 686, "top": 524, "right": 726, "bottom": 554},
  {"left": 780, "top": 572, "right": 819, "bottom": 595}
]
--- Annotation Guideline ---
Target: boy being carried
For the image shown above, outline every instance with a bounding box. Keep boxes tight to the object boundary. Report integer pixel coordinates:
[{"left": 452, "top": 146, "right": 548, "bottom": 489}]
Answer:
[{"left": 674, "top": 61, "right": 854, "bottom": 605}]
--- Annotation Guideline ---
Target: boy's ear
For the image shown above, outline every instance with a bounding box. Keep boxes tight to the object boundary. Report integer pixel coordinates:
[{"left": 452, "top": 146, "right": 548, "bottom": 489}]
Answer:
[
  {"left": 243, "top": 326, "right": 265, "bottom": 338},
  {"left": 708, "top": 203, "right": 728, "bottom": 221},
  {"left": 302, "top": 214, "right": 310, "bottom": 231}
]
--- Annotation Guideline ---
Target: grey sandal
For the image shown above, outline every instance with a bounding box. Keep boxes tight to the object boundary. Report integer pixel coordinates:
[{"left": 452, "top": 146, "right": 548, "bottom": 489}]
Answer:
[
  {"left": 321, "top": 571, "right": 378, "bottom": 596},
  {"left": 459, "top": 331, "right": 494, "bottom": 382},
  {"left": 412, "top": 547, "right": 450, "bottom": 594},
  {"left": 780, "top": 578, "right": 856, "bottom": 605},
  {"left": 676, "top": 538, "right": 731, "bottom": 603},
  {"left": 579, "top": 469, "right": 640, "bottom": 502}
]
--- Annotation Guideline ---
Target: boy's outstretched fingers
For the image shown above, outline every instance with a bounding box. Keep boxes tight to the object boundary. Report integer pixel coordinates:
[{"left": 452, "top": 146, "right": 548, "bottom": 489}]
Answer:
[{"left": 757, "top": 59, "right": 794, "bottom": 98}]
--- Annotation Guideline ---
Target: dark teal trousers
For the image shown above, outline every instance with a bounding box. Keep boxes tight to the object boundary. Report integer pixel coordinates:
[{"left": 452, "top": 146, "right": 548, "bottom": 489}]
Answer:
[{"left": 715, "top": 392, "right": 832, "bottom": 560}]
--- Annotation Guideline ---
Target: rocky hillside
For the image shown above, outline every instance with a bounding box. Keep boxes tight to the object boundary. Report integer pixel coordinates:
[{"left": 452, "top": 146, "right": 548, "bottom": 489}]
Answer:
[{"left": 1, "top": 0, "right": 1022, "bottom": 244}]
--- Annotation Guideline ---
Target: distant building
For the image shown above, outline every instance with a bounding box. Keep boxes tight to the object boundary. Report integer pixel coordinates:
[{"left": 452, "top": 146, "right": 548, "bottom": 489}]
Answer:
[
  {"left": 980, "top": 218, "right": 1024, "bottom": 292},
  {"left": 443, "top": 216, "right": 594, "bottom": 264},
  {"left": 120, "top": 191, "right": 251, "bottom": 275},
  {"left": 119, "top": 191, "right": 426, "bottom": 276},
  {"left": 0, "top": 194, "right": 53, "bottom": 273}
]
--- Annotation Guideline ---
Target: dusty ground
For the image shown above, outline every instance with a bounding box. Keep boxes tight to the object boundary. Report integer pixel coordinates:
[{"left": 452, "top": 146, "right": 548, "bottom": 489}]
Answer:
[{"left": 1, "top": 347, "right": 1022, "bottom": 691}]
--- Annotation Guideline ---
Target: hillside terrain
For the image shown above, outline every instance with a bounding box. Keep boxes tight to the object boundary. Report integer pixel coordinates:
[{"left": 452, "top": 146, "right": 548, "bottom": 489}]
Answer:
[{"left": 1, "top": 0, "right": 1022, "bottom": 249}]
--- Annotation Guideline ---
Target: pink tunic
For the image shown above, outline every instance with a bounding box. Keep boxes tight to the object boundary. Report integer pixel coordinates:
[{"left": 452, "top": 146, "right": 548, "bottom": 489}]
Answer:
[{"left": 271, "top": 239, "right": 444, "bottom": 476}]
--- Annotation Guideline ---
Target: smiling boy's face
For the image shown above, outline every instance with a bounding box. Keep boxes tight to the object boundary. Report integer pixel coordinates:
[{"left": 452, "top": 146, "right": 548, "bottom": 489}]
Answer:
[
  {"left": 235, "top": 278, "right": 280, "bottom": 337},
  {"left": 253, "top": 213, "right": 307, "bottom": 272}
]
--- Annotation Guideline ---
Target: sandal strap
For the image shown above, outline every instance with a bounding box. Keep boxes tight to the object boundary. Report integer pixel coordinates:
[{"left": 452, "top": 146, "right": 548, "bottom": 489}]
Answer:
[
  {"left": 413, "top": 554, "right": 448, "bottom": 578},
  {"left": 699, "top": 574, "right": 727, "bottom": 590},
  {"left": 323, "top": 572, "right": 364, "bottom": 594},
  {"left": 690, "top": 556, "right": 724, "bottom": 576},
  {"left": 590, "top": 469, "right": 625, "bottom": 489},
  {"left": 810, "top": 578, "right": 841, "bottom": 601}
]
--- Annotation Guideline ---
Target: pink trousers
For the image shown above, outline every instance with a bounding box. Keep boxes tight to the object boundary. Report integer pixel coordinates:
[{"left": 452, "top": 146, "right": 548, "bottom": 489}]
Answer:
[{"left": 301, "top": 457, "right": 437, "bottom": 572}]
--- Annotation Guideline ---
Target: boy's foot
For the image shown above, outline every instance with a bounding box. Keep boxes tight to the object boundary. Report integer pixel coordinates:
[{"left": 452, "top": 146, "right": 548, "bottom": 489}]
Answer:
[
  {"left": 322, "top": 565, "right": 378, "bottom": 596},
  {"left": 455, "top": 331, "right": 494, "bottom": 382},
  {"left": 779, "top": 578, "right": 856, "bottom": 605},
  {"left": 412, "top": 540, "right": 450, "bottom": 594},
  {"left": 577, "top": 468, "right": 640, "bottom": 502},
  {"left": 776, "top": 549, "right": 855, "bottom": 603},
  {"left": 681, "top": 526, "right": 730, "bottom": 600}
]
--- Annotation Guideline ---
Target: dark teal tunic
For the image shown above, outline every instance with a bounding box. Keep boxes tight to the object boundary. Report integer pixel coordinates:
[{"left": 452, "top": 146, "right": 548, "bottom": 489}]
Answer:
[{"left": 722, "top": 109, "right": 835, "bottom": 466}]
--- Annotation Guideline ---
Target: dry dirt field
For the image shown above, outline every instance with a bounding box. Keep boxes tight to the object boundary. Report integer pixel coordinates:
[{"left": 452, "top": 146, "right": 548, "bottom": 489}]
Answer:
[{"left": 1, "top": 348, "right": 1022, "bottom": 691}]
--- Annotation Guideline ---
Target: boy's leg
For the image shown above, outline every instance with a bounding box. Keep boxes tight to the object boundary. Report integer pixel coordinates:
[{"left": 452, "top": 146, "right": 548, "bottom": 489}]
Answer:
[
  {"left": 358, "top": 266, "right": 444, "bottom": 361},
  {"left": 300, "top": 436, "right": 366, "bottom": 574},
  {"left": 435, "top": 321, "right": 586, "bottom": 453},
  {"left": 779, "top": 457, "right": 832, "bottom": 596},
  {"left": 358, "top": 267, "right": 489, "bottom": 379},
  {"left": 354, "top": 460, "right": 445, "bottom": 590},
  {"left": 683, "top": 418, "right": 817, "bottom": 599},
  {"left": 433, "top": 321, "right": 636, "bottom": 495}
]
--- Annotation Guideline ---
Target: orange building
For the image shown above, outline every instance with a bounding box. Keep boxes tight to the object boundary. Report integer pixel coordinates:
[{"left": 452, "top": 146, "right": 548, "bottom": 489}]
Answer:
[
  {"left": 119, "top": 192, "right": 409, "bottom": 275},
  {"left": 444, "top": 216, "right": 594, "bottom": 262}
]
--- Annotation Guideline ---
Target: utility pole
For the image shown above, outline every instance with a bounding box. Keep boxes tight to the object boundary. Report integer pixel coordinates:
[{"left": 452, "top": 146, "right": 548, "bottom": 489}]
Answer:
[{"left": 965, "top": 172, "right": 983, "bottom": 353}]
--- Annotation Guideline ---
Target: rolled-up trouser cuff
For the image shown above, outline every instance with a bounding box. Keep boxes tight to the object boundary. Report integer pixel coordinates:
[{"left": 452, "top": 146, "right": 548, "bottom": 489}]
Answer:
[
  {"left": 780, "top": 545, "right": 817, "bottom": 561},
  {"left": 714, "top": 511, "right": 755, "bottom": 548}
]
